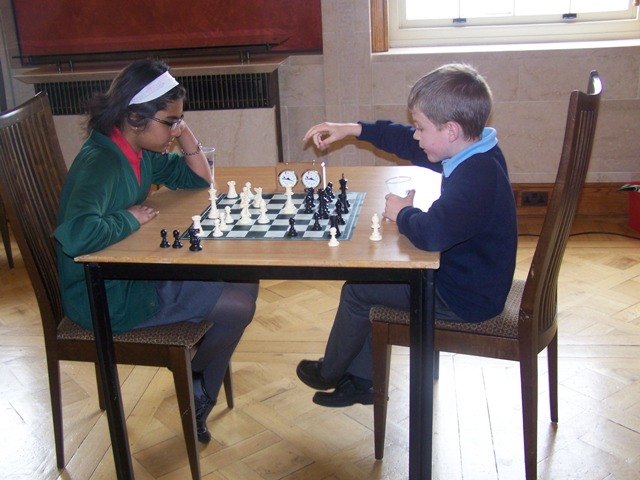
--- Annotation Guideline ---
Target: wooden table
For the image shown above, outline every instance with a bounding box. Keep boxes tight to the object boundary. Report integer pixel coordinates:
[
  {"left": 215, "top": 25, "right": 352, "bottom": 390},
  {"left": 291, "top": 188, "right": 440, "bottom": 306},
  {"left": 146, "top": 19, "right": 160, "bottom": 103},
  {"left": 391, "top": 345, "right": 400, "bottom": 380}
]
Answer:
[{"left": 77, "top": 165, "right": 441, "bottom": 479}]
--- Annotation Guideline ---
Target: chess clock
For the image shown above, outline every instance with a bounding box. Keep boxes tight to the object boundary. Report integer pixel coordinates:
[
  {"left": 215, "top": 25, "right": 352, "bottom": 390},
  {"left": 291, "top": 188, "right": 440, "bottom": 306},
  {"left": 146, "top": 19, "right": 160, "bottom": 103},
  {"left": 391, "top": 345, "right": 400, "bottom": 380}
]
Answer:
[
  {"left": 276, "top": 162, "right": 323, "bottom": 192},
  {"left": 301, "top": 169, "right": 321, "bottom": 188},
  {"left": 277, "top": 169, "right": 298, "bottom": 188}
]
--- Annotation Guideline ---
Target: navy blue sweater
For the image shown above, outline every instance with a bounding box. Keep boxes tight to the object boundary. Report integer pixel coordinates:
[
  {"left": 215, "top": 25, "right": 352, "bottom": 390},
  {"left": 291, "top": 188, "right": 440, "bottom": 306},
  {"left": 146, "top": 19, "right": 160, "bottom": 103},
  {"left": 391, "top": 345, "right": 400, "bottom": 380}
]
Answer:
[{"left": 359, "top": 121, "right": 517, "bottom": 322}]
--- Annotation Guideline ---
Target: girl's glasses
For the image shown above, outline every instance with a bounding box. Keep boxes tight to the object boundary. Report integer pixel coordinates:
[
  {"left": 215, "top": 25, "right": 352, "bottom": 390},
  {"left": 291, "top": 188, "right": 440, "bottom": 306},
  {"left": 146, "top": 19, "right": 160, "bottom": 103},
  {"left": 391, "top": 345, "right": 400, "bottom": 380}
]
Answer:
[{"left": 150, "top": 115, "right": 184, "bottom": 131}]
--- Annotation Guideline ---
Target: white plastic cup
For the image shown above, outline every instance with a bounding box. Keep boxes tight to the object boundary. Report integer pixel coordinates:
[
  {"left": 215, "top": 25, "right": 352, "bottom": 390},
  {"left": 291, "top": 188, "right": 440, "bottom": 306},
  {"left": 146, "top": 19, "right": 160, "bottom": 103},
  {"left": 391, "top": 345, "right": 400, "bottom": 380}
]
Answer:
[
  {"left": 202, "top": 147, "right": 216, "bottom": 183},
  {"left": 385, "top": 176, "right": 412, "bottom": 197}
]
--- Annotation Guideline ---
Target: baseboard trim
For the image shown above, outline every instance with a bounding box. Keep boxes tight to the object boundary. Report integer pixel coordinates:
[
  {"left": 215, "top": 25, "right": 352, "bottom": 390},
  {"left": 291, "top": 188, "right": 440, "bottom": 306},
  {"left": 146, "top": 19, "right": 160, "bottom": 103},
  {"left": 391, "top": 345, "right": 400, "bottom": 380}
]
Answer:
[{"left": 513, "top": 183, "right": 629, "bottom": 218}]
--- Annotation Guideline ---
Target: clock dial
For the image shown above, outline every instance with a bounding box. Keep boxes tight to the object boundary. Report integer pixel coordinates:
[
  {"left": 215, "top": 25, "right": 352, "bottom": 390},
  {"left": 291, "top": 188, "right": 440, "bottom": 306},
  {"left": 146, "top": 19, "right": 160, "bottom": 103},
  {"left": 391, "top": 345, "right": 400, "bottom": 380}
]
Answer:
[
  {"left": 277, "top": 169, "right": 298, "bottom": 187},
  {"left": 301, "top": 169, "right": 321, "bottom": 188}
]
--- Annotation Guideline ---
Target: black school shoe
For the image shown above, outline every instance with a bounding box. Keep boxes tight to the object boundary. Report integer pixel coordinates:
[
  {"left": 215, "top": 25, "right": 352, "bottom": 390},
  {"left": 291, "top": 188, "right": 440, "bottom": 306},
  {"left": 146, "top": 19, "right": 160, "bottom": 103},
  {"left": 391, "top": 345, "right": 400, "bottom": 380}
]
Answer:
[
  {"left": 296, "top": 358, "right": 338, "bottom": 390},
  {"left": 192, "top": 372, "right": 216, "bottom": 443},
  {"left": 312, "top": 374, "right": 373, "bottom": 408}
]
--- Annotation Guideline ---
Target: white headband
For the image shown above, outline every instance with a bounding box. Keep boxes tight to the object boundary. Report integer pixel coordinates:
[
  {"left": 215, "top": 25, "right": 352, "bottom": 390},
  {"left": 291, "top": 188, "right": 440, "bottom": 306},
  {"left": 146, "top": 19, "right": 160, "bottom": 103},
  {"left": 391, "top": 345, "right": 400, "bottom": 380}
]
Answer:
[{"left": 129, "top": 71, "right": 179, "bottom": 105}]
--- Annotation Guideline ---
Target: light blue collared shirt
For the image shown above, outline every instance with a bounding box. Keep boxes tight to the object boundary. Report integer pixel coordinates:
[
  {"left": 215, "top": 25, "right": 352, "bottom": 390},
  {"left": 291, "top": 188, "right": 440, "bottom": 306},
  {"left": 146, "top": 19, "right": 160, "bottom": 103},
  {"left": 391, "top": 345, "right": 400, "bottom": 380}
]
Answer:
[{"left": 441, "top": 127, "right": 498, "bottom": 178}]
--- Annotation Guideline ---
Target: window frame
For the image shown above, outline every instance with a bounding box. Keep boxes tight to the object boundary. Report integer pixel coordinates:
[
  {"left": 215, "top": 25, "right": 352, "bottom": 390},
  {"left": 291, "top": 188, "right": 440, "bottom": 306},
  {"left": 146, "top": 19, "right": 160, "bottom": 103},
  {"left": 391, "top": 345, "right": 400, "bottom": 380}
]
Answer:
[{"left": 389, "top": 0, "right": 640, "bottom": 48}]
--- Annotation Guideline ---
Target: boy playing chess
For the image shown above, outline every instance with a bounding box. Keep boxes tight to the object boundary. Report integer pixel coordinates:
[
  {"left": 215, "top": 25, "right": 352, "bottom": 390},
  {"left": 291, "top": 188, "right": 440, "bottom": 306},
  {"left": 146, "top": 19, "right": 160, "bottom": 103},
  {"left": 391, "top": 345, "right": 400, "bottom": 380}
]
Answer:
[{"left": 297, "top": 63, "right": 518, "bottom": 407}]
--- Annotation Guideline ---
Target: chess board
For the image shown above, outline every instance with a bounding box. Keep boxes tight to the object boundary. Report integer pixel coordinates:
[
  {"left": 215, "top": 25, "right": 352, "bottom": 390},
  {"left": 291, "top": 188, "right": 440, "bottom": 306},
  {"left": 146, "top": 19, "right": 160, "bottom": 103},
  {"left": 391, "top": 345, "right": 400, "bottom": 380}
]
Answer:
[{"left": 183, "top": 191, "right": 365, "bottom": 241}]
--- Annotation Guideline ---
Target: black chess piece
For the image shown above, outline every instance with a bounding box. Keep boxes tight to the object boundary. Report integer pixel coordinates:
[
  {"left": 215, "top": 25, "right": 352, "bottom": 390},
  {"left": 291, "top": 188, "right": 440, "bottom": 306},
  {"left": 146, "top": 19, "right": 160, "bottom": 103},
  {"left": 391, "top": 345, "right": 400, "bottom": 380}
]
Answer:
[
  {"left": 160, "top": 229, "right": 170, "bottom": 248},
  {"left": 329, "top": 215, "right": 341, "bottom": 238},
  {"left": 172, "top": 229, "right": 183, "bottom": 248},
  {"left": 311, "top": 212, "right": 322, "bottom": 231},
  {"left": 325, "top": 182, "right": 335, "bottom": 200},
  {"left": 317, "top": 188, "right": 330, "bottom": 219},
  {"left": 286, "top": 217, "right": 298, "bottom": 237},
  {"left": 188, "top": 226, "right": 203, "bottom": 251}
]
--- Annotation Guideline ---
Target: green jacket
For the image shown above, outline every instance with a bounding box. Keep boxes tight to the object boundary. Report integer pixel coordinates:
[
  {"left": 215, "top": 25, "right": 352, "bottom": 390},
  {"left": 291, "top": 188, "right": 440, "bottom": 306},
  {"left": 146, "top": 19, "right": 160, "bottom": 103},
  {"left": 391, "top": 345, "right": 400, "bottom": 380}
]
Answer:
[{"left": 55, "top": 130, "right": 209, "bottom": 334}]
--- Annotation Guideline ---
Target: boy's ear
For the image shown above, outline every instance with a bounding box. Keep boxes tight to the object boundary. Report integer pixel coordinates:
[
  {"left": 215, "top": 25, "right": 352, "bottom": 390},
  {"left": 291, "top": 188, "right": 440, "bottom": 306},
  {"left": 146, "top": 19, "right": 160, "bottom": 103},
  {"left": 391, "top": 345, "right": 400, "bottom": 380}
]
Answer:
[{"left": 445, "top": 121, "right": 461, "bottom": 142}]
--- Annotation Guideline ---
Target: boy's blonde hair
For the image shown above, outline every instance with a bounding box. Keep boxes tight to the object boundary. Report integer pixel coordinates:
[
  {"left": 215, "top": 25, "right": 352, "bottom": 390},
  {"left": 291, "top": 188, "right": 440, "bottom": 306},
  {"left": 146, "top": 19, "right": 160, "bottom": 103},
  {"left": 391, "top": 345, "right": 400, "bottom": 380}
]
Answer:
[{"left": 408, "top": 64, "right": 492, "bottom": 140}]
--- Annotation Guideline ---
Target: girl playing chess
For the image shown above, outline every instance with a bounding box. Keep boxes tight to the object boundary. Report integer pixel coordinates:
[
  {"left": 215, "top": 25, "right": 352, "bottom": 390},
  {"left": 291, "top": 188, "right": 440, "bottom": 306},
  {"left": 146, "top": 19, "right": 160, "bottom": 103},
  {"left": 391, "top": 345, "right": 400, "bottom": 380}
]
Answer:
[{"left": 54, "top": 59, "right": 258, "bottom": 443}]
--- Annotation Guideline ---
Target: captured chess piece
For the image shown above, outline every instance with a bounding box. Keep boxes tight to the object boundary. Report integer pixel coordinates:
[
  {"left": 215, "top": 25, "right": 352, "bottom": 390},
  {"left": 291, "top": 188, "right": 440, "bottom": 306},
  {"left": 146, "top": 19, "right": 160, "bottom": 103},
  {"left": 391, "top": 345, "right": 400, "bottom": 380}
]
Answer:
[
  {"left": 160, "top": 229, "right": 170, "bottom": 248},
  {"left": 188, "top": 226, "right": 203, "bottom": 251},
  {"left": 370, "top": 213, "right": 382, "bottom": 241},
  {"left": 172, "top": 229, "right": 183, "bottom": 248}
]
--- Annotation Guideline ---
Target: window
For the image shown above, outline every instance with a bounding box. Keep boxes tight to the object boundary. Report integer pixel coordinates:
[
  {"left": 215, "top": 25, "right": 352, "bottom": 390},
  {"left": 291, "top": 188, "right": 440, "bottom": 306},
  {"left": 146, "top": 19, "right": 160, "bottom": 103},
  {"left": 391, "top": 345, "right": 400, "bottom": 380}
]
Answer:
[{"left": 389, "top": 0, "right": 640, "bottom": 47}]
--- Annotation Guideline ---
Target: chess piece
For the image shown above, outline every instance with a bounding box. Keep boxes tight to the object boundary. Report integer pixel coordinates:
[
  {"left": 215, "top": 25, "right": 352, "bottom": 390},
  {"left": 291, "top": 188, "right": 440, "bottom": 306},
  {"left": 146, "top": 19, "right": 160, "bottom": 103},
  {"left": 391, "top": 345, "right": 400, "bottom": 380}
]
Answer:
[
  {"left": 172, "top": 229, "right": 183, "bottom": 248},
  {"left": 370, "top": 213, "right": 382, "bottom": 241},
  {"left": 311, "top": 212, "right": 322, "bottom": 231},
  {"left": 257, "top": 199, "right": 270, "bottom": 224},
  {"left": 212, "top": 218, "right": 223, "bottom": 237},
  {"left": 329, "top": 215, "right": 341, "bottom": 238},
  {"left": 227, "top": 180, "right": 238, "bottom": 198},
  {"left": 282, "top": 185, "right": 297, "bottom": 214},
  {"left": 328, "top": 227, "right": 339, "bottom": 247},
  {"left": 286, "top": 217, "right": 298, "bottom": 237},
  {"left": 160, "top": 229, "right": 170, "bottom": 248},
  {"left": 192, "top": 215, "right": 202, "bottom": 235},
  {"left": 253, "top": 187, "right": 263, "bottom": 208},
  {"left": 208, "top": 187, "right": 219, "bottom": 219},
  {"left": 224, "top": 206, "right": 233, "bottom": 223},
  {"left": 218, "top": 211, "right": 229, "bottom": 230},
  {"left": 188, "top": 227, "right": 203, "bottom": 251},
  {"left": 237, "top": 203, "right": 252, "bottom": 225}
]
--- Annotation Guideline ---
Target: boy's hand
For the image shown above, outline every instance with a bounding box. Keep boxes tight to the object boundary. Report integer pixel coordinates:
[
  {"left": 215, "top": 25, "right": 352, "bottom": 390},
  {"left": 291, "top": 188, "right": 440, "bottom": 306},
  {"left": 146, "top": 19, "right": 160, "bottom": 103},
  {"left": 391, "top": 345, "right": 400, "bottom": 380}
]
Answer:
[
  {"left": 383, "top": 190, "right": 416, "bottom": 222},
  {"left": 128, "top": 204, "right": 159, "bottom": 225},
  {"left": 303, "top": 122, "right": 362, "bottom": 149}
]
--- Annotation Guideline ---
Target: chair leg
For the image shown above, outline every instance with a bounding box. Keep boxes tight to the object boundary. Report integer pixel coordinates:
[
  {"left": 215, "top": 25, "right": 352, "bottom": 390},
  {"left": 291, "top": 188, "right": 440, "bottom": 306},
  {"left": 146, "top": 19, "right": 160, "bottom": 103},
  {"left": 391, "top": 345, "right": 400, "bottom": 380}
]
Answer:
[
  {"left": 46, "top": 356, "right": 65, "bottom": 468},
  {"left": 223, "top": 363, "right": 234, "bottom": 409},
  {"left": 0, "top": 198, "right": 13, "bottom": 269},
  {"left": 547, "top": 332, "right": 559, "bottom": 422},
  {"left": 372, "top": 322, "right": 393, "bottom": 460},
  {"left": 520, "top": 352, "right": 539, "bottom": 480},
  {"left": 169, "top": 348, "right": 201, "bottom": 480},
  {"left": 94, "top": 363, "right": 106, "bottom": 411}
]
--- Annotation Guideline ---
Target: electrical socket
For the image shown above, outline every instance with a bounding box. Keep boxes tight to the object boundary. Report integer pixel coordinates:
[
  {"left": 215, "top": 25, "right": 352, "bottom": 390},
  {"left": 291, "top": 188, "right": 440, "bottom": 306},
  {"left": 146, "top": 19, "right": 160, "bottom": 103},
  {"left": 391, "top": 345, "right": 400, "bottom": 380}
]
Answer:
[{"left": 521, "top": 191, "right": 548, "bottom": 206}]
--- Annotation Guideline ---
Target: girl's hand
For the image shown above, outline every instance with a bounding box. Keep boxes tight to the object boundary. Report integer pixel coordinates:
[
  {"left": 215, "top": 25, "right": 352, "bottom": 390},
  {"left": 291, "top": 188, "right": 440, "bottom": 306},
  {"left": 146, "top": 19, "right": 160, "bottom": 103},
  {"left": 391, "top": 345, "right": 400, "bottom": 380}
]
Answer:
[
  {"left": 128, "top": 204, "right": 159, "bottom": 225},
  {"left": 382, "top": 190, "right": 416, "bottom": 222}
]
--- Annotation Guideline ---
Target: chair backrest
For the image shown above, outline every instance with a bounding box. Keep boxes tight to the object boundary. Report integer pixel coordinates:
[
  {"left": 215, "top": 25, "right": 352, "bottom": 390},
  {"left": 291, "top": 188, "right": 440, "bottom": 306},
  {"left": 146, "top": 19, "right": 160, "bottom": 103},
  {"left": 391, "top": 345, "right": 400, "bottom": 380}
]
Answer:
[
  {"left": 521, "top": 71, "right": 603, "bottom": 338},
  {"left": 0, "top": 92, "right": 67, "bottom": 340}
]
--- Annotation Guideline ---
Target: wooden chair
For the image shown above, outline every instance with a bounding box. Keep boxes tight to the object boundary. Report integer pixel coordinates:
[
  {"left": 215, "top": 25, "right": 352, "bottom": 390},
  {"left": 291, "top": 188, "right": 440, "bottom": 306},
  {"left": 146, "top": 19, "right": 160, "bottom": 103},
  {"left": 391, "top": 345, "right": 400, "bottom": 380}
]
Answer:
[
  {"left": 370, "top": 71, "right": 603, "bottom": 480},
  {"left": 0, "top": 195, "right": 13, "bottom": 268},
  {"left": 0, "top": 92, "right": 233, "bottom": 480}
]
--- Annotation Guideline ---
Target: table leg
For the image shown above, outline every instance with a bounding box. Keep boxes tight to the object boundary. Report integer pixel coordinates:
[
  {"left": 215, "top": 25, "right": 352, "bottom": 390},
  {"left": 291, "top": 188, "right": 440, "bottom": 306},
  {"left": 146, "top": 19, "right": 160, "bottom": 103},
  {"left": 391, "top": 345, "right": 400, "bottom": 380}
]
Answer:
[
  {"left": 84, "top": 263, "right": 134, "bottom": 479},
  {"left": 409, "top": 269, "right": 435, "bottom": 479}
]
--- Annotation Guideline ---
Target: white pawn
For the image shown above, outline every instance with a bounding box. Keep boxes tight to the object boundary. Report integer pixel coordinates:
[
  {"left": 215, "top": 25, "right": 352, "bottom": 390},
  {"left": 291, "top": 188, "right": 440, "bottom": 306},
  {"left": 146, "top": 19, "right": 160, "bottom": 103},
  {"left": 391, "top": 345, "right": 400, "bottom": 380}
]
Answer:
[
  {"left": 227, "top": 180, "right": 238, "bottom": 198},
  {"left": 257, "top": 199, "right": 270, "bottom": 224},
  {"left": 218, "top": 211, "right": 229, "bottom": 230},
  {"left": 212, "top": 218, "right": 223, "bottom": 237},
  {"left": 224, "top": 206, "right": 233, "bottom": 223},
  {"left": 370, "top": 213, "right": 382, "bottom": 241},
  {"left": 328, "top": 227, "right": 339, "bottom": 247},
  {"left": 253, "top": 187, "right": 263, "bottom": 208},
  {"left": 192, "top": 215, "right": 202, "bottom": 236}
]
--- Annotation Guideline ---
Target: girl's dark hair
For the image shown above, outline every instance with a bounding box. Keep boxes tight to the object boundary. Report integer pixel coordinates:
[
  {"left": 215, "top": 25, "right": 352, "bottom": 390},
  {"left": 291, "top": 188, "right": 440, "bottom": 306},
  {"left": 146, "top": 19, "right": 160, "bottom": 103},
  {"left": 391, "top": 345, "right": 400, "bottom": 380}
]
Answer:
[{"left": 86, "top": 58, "right": 186, "bottom": 136}]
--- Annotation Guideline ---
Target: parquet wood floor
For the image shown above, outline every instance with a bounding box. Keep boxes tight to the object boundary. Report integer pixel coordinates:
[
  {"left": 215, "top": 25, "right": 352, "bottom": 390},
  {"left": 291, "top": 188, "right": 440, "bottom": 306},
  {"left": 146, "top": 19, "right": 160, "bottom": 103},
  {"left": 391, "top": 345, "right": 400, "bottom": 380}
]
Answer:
[{"left": 1, "top": 216, "right": 639, "bottom": 479}]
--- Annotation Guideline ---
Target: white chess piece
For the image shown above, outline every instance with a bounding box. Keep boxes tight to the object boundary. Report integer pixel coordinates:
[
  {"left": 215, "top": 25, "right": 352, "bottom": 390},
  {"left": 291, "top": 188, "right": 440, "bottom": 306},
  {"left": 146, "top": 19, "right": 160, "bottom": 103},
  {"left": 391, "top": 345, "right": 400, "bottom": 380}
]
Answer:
[
  {"left": 224, "top": 206, "right": 233, "bottom": 223},
  {"left": 208, "top": 187, "right": 219, "bottom": 219},
  {"left": 257, "top": 199, "right": 270, "bottom": 224},
  {"left": 218, "top": 211, "right": 229, "bottom": 230},
  {"left": 282, "top": 185, "right": 297, "bottom": 214},
  {"left": 244, "top": 182, "right": 255, "bottom": 201},
  {"left": 192, "top": 215, "right": 202, "bottom": 236},
  {"left": 227, "top": 180, "right": 238, "bottom": 198},
  {"left": 370, "top": 213, "right": 382, "bottom": 241},
  {"left": 212, "top": 218, "right": 223, "bottom": 237},
  {"left": 253, "top": 187, "right": 263, "bottom": 208},
  {"left": 237, "top": 203, "right": 252, "bottom": 225},
  {"left": 328, "top": 227, "right": 339, "bottom": 247}
]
